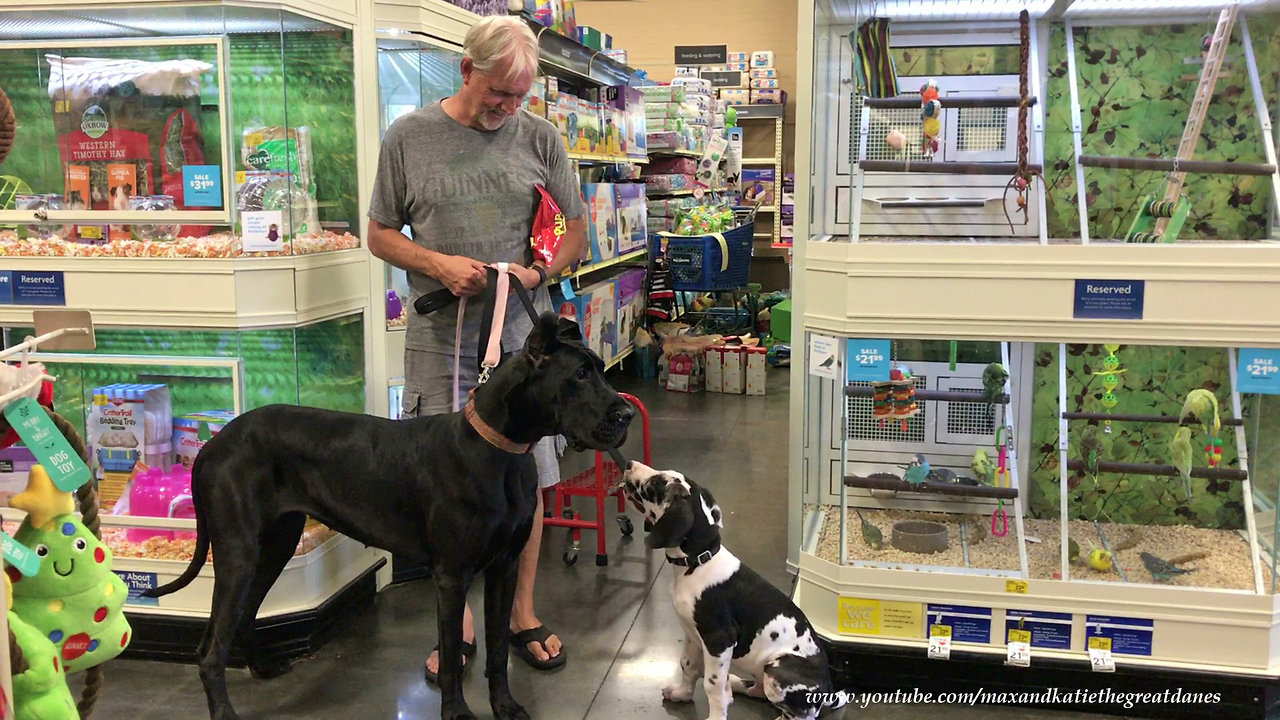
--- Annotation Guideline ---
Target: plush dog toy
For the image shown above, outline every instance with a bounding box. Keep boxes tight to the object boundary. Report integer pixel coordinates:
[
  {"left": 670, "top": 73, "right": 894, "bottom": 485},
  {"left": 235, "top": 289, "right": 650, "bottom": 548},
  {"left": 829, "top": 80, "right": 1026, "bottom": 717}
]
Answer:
[{"left": 619, "top": 461, "right": 851, "bottom": 720}]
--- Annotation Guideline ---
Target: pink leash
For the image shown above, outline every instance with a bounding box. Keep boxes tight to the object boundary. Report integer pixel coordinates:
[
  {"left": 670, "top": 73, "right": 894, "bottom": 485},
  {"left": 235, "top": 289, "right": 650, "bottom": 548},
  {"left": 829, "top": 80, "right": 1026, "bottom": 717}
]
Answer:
[{"left": 453, "top": 262, "right": 510, "bottom": 412}]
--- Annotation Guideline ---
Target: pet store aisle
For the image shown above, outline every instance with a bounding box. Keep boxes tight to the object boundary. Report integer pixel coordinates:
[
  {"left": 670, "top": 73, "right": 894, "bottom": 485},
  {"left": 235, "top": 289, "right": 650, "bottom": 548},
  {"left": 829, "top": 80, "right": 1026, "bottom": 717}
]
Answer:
[{"left": 78, "top": 368, "right": 1124, "bottom": 720}]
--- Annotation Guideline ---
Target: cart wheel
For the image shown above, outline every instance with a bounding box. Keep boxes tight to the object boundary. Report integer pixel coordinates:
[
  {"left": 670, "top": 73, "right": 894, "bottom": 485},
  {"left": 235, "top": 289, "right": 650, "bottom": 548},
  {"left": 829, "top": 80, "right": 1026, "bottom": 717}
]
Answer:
[
  {"left": 617, "top": 516, "right": 634, "bottom": 536},
  {"left": 596, "top": 554, "right": 608, "bottom": 567},
  {"left": 563, "top": 549, "right": 578, "bottom": 566}
]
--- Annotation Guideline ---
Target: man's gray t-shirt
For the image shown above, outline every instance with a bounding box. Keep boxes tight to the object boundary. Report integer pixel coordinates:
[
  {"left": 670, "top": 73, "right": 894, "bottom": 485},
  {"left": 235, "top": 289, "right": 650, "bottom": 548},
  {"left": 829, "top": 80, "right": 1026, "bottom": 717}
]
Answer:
[{"left": 368, "top": 101, "right": 586, "bottom": 356}]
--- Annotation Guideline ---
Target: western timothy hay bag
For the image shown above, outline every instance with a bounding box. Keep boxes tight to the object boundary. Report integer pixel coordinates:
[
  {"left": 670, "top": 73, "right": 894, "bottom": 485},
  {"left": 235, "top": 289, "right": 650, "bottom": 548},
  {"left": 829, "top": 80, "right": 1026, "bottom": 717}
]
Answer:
[{"left": 46, "top": 54, "right": 215, "bottom": 234}]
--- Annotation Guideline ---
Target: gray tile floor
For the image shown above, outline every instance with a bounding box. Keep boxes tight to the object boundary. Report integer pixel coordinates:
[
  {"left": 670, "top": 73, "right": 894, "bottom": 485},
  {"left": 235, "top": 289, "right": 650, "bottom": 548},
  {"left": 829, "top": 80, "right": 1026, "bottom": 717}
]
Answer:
[{"left": 80, "top": 368, "right": 1123, "bottom": 720}]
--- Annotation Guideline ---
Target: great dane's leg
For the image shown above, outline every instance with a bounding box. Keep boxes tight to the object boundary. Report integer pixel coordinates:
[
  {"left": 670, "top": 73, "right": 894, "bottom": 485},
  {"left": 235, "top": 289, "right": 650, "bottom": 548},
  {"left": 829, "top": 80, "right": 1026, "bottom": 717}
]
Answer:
[
  {"left": 198, "top": 517, "right": 260, "bottom": 720},
  {"left": 239, "top": 512, "right": 307, "bottom": 680},
  {"left": 729, "top": 674, "right": 765, "bottom": 698},
  {"left": 701, "top": 645, "right": 735, "bottom": 720},
  {"left": 484, "top": 556, "right": 528, "bottom": 720},
  {"left": 435, "top": 569, "right": 477, "bottom": 720},
  {"left": 662, "top": 623, "right": 703, "bottom": 703}
]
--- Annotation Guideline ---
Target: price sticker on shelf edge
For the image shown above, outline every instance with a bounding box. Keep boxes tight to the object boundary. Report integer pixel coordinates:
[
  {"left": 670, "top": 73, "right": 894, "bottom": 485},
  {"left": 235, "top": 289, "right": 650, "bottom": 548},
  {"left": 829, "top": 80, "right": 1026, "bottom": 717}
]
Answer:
[
  {"left": 1237, "top": 348, "right": 1280, "bottom": 395},
  {"left": 182, "top": 165, "right": 223, "bottom": 208},
  {"left": 1088, "top": 636, "right": 1116, "bottom": 673},
  {"left": 927, "top": 624, "right": 952, "bottom": 661},
  {"left": 3, "top": 397, "right": 90, "bottom": 493},
  {"left": 1006, "top": 629, "right": 1032, "bottom": 667},
  {"left": 846, "top": 338, "right": 890, "bottom": 382}
]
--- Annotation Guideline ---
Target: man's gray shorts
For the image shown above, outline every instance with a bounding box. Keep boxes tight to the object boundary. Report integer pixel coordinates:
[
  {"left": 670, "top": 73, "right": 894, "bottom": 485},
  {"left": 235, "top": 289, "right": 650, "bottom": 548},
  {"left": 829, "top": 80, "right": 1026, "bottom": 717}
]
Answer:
[{"left": 402, "top": 348, "right": 561, "bottom": 489}]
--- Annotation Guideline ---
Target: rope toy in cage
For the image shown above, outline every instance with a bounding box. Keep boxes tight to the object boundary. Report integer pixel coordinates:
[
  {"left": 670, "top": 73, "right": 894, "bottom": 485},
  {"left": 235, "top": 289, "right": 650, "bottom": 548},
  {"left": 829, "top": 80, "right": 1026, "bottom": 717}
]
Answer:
[{"left": 1003, "top": 9, "right": 1045, "bottom": 235}]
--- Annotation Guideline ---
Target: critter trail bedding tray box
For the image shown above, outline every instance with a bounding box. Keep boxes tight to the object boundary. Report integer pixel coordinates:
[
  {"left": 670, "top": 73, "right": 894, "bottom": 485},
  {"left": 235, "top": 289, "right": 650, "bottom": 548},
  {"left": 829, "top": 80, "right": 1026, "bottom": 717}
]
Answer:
[
  {"left": 88, "top": 384, "right": 172, "bottom": 480},
  {"left": 172, "top": 410, "right": 236, "bottom": 471}
]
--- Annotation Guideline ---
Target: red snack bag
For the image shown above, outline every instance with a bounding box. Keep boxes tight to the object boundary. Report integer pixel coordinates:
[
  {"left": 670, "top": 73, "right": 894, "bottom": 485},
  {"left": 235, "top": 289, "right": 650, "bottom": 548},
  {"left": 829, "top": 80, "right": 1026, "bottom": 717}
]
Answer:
[{"left": 530, "top": 185, "right": 566, "bottom": 266}]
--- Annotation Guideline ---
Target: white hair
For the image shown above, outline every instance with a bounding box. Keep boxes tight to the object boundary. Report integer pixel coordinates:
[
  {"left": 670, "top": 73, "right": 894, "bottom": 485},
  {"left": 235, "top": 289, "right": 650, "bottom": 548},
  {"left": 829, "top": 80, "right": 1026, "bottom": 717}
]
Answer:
[{"left": 464, "top": 15, "right": 540, "bottom": 80}]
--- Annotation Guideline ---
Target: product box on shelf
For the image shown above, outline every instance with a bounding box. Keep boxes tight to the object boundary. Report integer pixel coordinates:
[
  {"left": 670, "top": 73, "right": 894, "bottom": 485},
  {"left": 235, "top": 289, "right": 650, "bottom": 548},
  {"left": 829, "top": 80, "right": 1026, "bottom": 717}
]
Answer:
[
  {"left": 781, "top": 172, "right": 796, "bottom": 206},
  {"left": 556, "top": 94, "right": 579, "bottom": 151},
  {"left": 172, "top": 410, "right": 236, "bottom": 470},
  {"left": 554, "top": 280, "right": 616, "bottom": 360},
  {"left": 562, "top": 0, "right": 577, "bottom": 39},
  {"left": 750, "top": 78, "right": 780, "bottom": 89},
  {"left": 626, "top": 86, "right": 647, "bottom": 157},
  {"left": 720, "top": 89, "right": 751, "bottom": 106},
  {"left": 614, "top": 268, "right": 647, "bottom": 354},
  {"left": 745, "top": 347, "right": 767, "bottom": 396},
  {"left": 666, "top": 352, "right": 702, "bottom": 393},
  {"left": 639, "top": 84, "right": 685, "bottom": 103},
  {"left": 741, "top": 168, "right": 776, "bottom": 205},
  {"left": 578, "top": 26, "right": 610, "bottom": 51},
  {"left": 751, "top": 89, "right": 787, "bottom": 105},
  {"left": 89, "top": 383, "right": 173, "bottom": 508},
  {"left": 526, "top": 76, "right": 548, "bottom": 118},
  {"left": 751, "top": 68, "right": 778, "bottom": 79},
  {"left": 751, "top": 51, "right": 775, "bottom": 68},
  {"left": 614, "top": 184, "right": 647, "bottom": 254},
  {"left": 604, "top": 49, "right": 628, "bottom": 64},
  {"left": 530, "top": 0, "right": 564, "bottom": 33},
  {"left": 727, "top": 51, "right": 749, "bottom": 63},
  {"left": 582, "top": 182, "right": 618, "bottom": 262}
]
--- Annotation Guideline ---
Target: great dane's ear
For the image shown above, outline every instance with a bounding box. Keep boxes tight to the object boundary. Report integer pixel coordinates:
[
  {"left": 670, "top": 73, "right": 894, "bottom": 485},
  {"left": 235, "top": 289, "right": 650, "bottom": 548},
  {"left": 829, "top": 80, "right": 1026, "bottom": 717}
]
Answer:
[
  {"left": 556, "top": 316, "right": 584, "bottom": 343},
  {"left": 524, "top": 312, "right": 563, "bottom": 368},
  {"left": 645, "top": 486, "right": 695, "bottom": 550}
]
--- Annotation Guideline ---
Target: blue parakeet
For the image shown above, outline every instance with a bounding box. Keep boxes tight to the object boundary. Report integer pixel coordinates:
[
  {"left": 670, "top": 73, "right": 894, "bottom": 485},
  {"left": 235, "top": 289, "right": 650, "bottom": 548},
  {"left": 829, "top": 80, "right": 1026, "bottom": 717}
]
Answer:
[
  {"left": 903, "top": 454, "right": 930, "bottom": 485},
  {"left": 1170, "top": 426, "right": 1194, "bottom": 501},
  {"left": 1141, "top": 552, "right": 1194, "bottom": 582}
]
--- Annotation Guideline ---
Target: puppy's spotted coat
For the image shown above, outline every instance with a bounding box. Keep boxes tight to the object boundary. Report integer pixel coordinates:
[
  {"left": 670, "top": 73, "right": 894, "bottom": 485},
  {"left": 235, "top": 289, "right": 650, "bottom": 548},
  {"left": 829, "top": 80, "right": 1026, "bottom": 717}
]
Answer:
[{"left": 621, "top": 461, "right": 850, "bottom": 720}]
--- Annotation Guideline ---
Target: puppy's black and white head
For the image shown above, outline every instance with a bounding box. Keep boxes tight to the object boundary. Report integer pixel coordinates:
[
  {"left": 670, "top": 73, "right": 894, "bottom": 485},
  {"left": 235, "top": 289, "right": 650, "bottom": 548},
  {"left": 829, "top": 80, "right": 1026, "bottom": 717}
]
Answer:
[{"left": 621, "top": 461, "right": 722, "bottom": 551}]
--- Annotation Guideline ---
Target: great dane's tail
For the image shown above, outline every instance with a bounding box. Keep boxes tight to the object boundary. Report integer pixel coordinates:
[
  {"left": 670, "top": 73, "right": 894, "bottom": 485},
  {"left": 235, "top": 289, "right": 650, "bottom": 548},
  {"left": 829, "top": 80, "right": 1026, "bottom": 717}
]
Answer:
[{"left": 141, "top": 464, "right": 211, "bottom": 598}]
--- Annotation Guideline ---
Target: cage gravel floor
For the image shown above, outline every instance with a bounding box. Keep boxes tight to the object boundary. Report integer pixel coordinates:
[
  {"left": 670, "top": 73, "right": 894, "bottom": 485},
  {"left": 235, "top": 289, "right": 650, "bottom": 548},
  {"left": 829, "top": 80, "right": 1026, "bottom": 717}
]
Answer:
[{"left": 88, "top": 369, "right": 1137, "bottom": 720}]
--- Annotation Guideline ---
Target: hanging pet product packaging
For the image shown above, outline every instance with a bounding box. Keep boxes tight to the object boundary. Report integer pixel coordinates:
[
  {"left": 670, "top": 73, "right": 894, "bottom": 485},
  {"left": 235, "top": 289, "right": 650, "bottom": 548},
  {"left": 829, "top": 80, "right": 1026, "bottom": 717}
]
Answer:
[
  {"left": 46, "top": 54, "right": 214, "bottom": 237},
  {"left": 695, "top": 133, "right": 729, "bottom": 189},
  {"left": 236, "top": 126, "right": 320, "bottom": 245}
]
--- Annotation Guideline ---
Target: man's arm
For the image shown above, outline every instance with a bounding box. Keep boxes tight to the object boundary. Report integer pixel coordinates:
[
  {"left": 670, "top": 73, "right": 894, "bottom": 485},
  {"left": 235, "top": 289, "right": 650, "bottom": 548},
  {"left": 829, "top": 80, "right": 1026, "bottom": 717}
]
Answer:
[{"left": 367, "top": 220, "right": 487, "bottom": 297}]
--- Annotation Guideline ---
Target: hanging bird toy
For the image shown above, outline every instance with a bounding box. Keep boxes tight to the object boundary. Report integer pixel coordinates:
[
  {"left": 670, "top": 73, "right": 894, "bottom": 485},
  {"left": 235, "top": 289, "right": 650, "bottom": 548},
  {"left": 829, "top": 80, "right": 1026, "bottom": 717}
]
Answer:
[
  {"left": 890, "top": 365, "right": 919, "bottom": 431},
  {"left": 920, "top": 79, "right": 942, "bottom": 157},
  {"left": 1002, "top": 10, "right": 1046, "bottom": 234},
  {"left": 871, "top": 380, "right": 893, "bottom": 426},
  {"left": 1091, "top": 343, "right": 1127, "bottom": 434}
]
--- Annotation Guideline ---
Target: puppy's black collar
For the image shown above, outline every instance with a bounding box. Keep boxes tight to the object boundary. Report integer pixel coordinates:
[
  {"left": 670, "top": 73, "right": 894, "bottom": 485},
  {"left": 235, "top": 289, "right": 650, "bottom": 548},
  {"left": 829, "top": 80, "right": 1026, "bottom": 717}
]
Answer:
[{"left": 666, "top": 543, "right": 721, "bottom": 575}]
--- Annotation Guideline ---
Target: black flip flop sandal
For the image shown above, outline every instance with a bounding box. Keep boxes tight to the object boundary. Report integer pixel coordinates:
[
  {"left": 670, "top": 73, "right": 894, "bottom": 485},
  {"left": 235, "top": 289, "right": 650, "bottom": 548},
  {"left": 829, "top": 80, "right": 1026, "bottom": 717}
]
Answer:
[
  {"left": 423, "top": 639, "right": 477, "bottom": 685},
  {"left": 510, "top": 625, "right": 566, "bottom": 671}
]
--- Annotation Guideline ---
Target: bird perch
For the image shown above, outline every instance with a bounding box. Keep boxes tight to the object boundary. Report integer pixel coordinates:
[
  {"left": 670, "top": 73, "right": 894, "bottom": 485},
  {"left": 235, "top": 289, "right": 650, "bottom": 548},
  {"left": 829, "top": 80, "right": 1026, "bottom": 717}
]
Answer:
[
  {"left": 844, "top": 473, "right": 1020, "bottom": 499},
  {"left": 1065, "top": 460, "right": 1246, "bottom": 481}
]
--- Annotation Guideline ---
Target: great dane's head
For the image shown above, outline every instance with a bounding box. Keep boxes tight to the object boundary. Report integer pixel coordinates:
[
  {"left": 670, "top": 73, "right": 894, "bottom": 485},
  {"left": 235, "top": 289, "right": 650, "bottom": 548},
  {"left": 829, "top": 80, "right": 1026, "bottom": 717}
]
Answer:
[
  {"left": 498, "top": 312, "right": 633, "bottom": 452},
  {"left": 619, "top": 461, "right": 722, "bottom": 551}
]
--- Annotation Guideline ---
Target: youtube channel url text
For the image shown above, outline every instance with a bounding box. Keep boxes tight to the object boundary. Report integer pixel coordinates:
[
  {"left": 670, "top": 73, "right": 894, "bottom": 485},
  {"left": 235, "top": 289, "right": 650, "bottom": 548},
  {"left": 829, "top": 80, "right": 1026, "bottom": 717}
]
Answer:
[{"left": 806, "top": 687, "right": 1222, "bottom": 709}]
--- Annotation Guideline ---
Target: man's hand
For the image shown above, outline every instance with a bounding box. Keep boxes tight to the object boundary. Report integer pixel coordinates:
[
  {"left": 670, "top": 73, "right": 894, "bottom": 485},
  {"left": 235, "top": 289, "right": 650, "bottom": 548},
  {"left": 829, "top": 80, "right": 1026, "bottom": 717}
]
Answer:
[{"left": 432, "top": 255, "right": 489, "bottom": 297}]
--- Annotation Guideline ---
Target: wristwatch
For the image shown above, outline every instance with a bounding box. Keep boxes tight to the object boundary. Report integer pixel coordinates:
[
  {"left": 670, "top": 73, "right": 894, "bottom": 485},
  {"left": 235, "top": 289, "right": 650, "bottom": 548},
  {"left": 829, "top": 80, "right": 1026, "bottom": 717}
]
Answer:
[{"left": 530, "top": 263, "right": 548, "bottom": 288}]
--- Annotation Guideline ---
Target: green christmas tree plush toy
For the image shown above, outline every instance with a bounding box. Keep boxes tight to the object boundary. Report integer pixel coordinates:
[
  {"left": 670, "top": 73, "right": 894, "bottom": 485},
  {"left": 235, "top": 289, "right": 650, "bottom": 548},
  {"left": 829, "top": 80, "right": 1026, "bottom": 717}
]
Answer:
[
  {"left": 7, "top": 464, "right": 131, "bottom": 673},
  {"left": 7, "top": 601, "right": 78, "bottom": 720}
]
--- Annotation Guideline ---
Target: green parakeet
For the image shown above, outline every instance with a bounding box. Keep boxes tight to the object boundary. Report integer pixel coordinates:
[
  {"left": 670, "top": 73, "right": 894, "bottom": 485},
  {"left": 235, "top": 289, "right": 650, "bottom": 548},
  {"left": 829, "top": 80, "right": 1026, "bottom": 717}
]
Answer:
[
  {"left": 1067, "top": 538, "right": 1080, "bottom": 564},
  {"left": 1180, "top": 389, "right": 1221, "bottom": 437},
  {"left": 970, "top": 448, "right": 994, "bottom": 485},
  {"left": 9, "top": 609, "right": 78, "bottom": 720},
  {"left": 9, "top": 465, "right": 132, "bottom": 673},
  {"left": 981, "top": 363, "right": 1009, "bottom": 409},
  {"left": 855, "top": 510, "right": 883, "bottom": 550},
  {"left": 1079, "top": 425, "right": 1103, "bottom": 481},
  {"left": 1140, "top": 551, "right": 1194, "bottom": 582},
  {"left": 1170, "top": 426, "right": 1194, "bottom": 501}
]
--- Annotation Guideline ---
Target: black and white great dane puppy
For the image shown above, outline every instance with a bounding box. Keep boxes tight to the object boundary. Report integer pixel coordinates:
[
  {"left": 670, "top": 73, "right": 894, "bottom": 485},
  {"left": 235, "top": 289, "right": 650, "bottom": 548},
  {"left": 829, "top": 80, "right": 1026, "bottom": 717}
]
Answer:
[
  {"left": 619, "top": 461, "right": 850, "bottom": 720},
  {"left": 146, "top": 313, "right": 634, "bottom": 720}
]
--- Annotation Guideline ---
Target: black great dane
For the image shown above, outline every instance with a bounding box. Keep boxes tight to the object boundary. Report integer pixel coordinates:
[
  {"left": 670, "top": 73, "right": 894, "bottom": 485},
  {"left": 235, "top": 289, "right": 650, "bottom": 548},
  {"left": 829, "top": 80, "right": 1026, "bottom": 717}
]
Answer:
[{"left": 145, "top": 312, "right": 634, "bottom": 720}]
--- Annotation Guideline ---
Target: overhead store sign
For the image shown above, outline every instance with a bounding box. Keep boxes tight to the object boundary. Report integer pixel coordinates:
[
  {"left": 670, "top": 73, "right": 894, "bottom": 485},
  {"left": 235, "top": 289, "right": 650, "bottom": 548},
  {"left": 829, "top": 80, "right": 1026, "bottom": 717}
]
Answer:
[{"left": 674, "top": 44, "right": 726, "bottom": 65}]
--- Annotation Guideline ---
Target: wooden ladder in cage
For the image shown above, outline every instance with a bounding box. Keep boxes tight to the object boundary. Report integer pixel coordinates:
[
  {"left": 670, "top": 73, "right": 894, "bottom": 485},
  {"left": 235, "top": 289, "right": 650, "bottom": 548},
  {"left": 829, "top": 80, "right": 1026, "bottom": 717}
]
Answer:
[{"left": 1155, "top": 4, "right": 1239, "bottom": 236}]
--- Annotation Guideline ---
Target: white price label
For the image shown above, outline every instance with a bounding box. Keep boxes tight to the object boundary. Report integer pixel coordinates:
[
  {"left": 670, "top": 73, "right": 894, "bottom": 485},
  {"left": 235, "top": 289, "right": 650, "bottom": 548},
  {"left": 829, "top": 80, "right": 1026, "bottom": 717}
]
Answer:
[
  {"left": 1088, "top": 647, "right": 1116, "bottom": 672},
  {"left": 927, "top": 635, "right": 951, "bottom": 660},
  {"left": 1005, "top": 641, "right": 1031, "bottom": 667}
]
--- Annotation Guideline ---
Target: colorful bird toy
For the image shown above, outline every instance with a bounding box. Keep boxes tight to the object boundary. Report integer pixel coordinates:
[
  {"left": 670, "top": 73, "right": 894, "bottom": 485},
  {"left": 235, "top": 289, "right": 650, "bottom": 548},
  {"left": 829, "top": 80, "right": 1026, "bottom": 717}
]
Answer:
[{"left": 920, "top": 79, "right": 941, "bottom": 156}]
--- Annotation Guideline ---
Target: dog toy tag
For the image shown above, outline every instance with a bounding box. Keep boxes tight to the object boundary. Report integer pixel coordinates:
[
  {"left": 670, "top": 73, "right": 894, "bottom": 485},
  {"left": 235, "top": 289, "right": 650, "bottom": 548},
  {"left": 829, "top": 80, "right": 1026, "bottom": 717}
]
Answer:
[
  {"left": 1, "top": 532, "right": 40, "bottom": 577},
  {"left": 3, "top": 397, "right": 90, "bottom": 492},
  {"left": 1088, "top": 636, "right": 1116, "bottom": 673},
  {"left": 927, "top": 623, "right": 951, "bottom": 661},
  {"left": 1005, "top": 629, "right": 1031, "bottom": 667}
]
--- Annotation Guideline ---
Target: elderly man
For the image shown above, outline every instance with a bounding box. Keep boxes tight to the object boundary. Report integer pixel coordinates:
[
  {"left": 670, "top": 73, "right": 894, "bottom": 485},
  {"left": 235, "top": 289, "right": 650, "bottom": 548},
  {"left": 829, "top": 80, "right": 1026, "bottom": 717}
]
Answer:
[{"left": 367, "top": 14, "right": 585, "bottom": 682}]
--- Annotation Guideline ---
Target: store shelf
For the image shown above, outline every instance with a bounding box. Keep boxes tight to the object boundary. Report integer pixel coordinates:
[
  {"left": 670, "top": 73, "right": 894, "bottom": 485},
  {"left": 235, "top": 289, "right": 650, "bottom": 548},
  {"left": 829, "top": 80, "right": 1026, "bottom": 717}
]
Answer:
[
  {"left": 647, "top": 187, "right": 728, "bottom": 197},
  {"left": 568, "top": 151, "right": 648, "bottom": 165},
  {"left": 734, "top": 104, "right": 786, "bottom": 119},
  {"left": 605, "top": 344, "right": 634, "bottom": 372},
  {"left": 0, "top": 249, "right": 368, "bottom": 329},
  {"left": 559, "top": 248, "right": 646, "bottom": 282},
  {"left": 520, "top": 13, "right": 636, "bottom": 87},
  {"left": 737, "top": 206, "right": 779, "bottom": 213},
  {"left": 741, "top": 157, "right": 778, "bottom": 166},
  {"left": 648, "top": 149, "right": 703, "bottom": 158}
]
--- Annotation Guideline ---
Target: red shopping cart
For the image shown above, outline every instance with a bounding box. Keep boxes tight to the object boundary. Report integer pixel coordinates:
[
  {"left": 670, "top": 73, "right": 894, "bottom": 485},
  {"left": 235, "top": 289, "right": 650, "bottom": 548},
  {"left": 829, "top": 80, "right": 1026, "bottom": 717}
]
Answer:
[{"left": 542, "top": 392, "right": 650, "bottom": 566}]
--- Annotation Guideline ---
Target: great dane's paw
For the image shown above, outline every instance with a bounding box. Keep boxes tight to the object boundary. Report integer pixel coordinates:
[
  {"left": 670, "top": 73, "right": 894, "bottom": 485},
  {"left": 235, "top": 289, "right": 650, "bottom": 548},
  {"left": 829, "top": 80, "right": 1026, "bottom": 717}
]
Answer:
[
  {"left": 491, "top": 698, "right": 531, "bottom": 720},
  {"left": 248, "top": 656, "right": 293, "bottom": 680},
  {"left": 662, "top": 684, "right": 695, "bottom": 703},
  {"left": 443, "top": 710, "right": 478, "bottom": 720}
]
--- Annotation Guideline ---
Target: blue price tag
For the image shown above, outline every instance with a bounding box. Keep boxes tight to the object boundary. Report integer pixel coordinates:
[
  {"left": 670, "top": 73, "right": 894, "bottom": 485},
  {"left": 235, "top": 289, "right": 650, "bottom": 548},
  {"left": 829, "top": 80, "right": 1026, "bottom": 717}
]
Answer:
[
  {"left": 182, "top": 165, "right": 223, "bottom": 207},
  {"left": 1, "top": 532, "right": 40, "bottom": 577},
  {"left": 559, "top": 278, "right": 576, "bottom": 299},
  {"left": 846, "top": 339, "right": 891, "bottom": 382},
  {"left": 1238, "top": 348, "right": 1280, "bottom": 395}
]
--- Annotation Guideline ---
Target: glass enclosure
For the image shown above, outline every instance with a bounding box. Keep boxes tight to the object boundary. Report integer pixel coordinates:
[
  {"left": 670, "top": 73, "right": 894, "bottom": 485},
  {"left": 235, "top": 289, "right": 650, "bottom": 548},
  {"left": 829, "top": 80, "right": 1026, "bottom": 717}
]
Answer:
[
  {"left": 801, "top": 333, "right": 1280, "bottom": 594},
  {"left": 807, "top": 2, "right": 1280, "bottom": 244},
  {"left": 0, "top": 6, "right": 361, "bottom": 256},
  {"left": 376, "top": 37, "right": 462, "bottom": 329}
]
